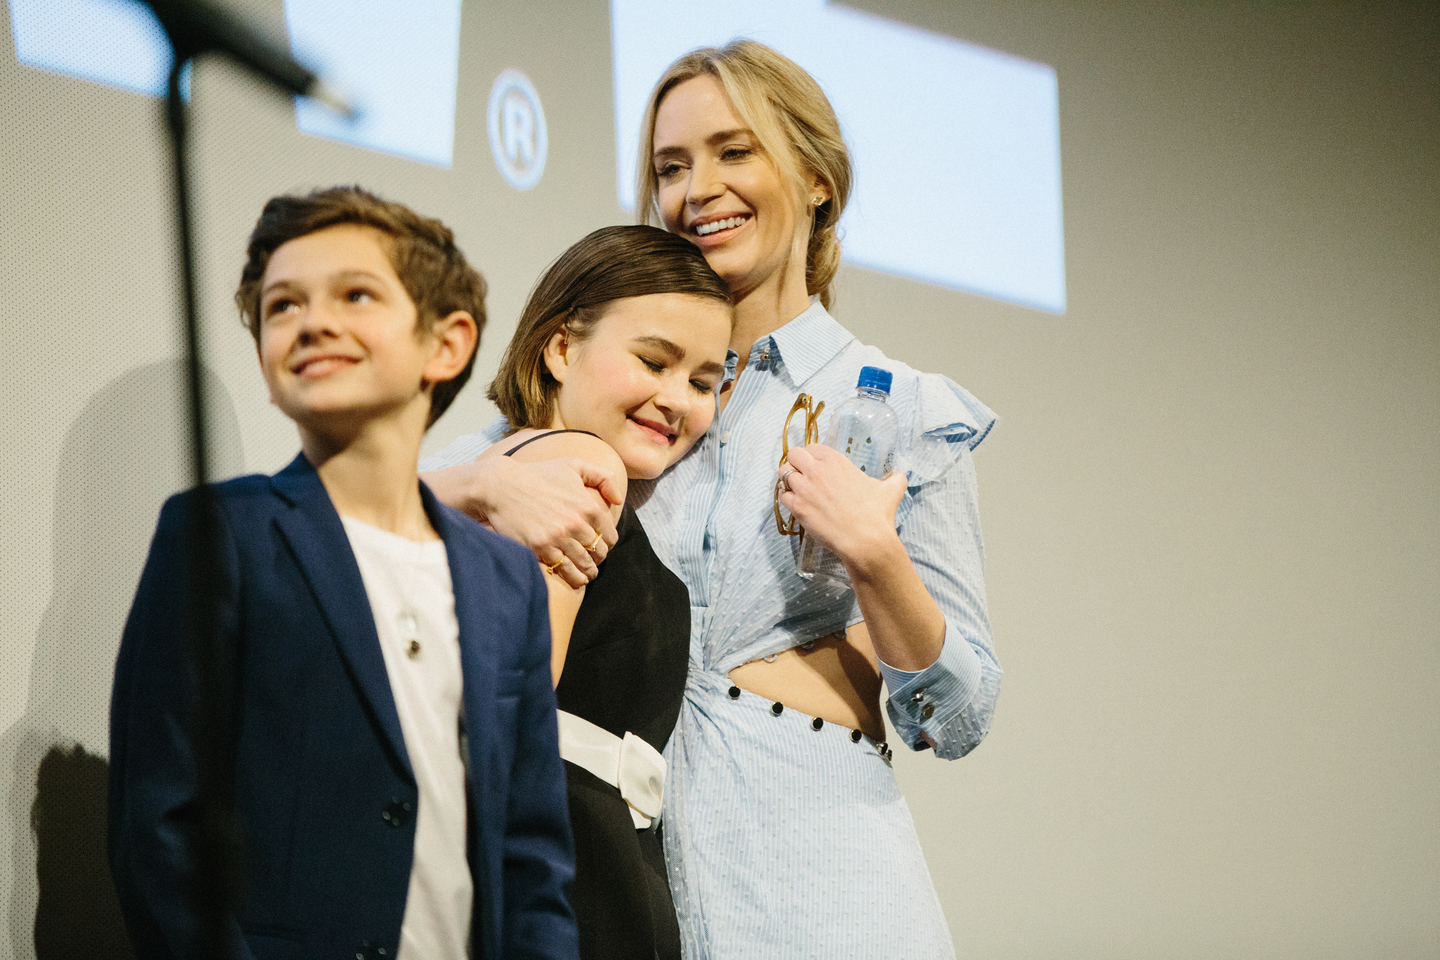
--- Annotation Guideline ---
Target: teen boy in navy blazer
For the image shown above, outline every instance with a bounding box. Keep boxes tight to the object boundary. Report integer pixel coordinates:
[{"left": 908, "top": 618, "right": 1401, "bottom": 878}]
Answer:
[{"left": 108, "top": 187, "right": 578, "bottom": 959}]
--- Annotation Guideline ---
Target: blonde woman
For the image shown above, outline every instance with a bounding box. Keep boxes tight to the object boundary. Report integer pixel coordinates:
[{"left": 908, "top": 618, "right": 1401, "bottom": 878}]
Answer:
[{"left": 426, "top": 41, "right": 1001, "bottom": 958}]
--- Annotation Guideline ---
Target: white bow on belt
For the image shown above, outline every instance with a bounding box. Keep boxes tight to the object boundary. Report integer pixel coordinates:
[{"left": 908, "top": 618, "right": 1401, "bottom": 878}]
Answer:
[{"left": 556, "top": 710, "right": 666, "bottom": 829}]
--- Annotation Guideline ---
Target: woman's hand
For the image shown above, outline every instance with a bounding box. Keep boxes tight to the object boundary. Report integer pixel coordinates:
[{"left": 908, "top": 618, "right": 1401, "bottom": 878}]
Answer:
[
  {"left": 780, "top": 445, "right": 946, "bottom": 673},
  {"left": 422, "top": 456, "right": 623, "bottom": 587},
  {"left": 777, "top": 444, "right": 907, "bottom": 574}
]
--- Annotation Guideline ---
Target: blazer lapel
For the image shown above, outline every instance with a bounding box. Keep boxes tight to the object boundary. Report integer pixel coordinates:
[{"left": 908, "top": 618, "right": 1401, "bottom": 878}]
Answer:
[{"left": 272, "top": 454, "right": 413, "bottom": 781}]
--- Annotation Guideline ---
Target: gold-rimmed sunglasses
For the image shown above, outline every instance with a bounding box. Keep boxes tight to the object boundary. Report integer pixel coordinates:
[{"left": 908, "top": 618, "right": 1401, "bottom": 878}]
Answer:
[{"left": 773, "top": 393, "right": 825, "bottom": 536}]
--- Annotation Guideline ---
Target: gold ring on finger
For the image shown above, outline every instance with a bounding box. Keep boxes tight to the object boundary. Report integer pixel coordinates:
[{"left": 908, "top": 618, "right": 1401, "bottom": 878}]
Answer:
[{"left": 586, "top": 532, "right": 604, "bottom": 553}]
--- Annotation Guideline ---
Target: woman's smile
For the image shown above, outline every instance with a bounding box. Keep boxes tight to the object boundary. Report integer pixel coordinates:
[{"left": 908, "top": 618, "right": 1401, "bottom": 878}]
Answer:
[{"left": 690, "top": 213, "right": 752, "bottom": 241}]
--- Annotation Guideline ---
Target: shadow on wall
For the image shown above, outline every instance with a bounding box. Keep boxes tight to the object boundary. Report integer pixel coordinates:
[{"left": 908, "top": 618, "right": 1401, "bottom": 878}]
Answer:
[
  {"left": 0, "top": 360, "right": 242, "bottom": 960},
  {"left": 30, "top": 745, "right": 133, "bottom": 960}
]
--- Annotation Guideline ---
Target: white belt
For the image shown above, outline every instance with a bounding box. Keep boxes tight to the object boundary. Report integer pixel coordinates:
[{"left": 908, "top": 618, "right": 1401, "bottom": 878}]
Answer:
[{"left": 557, "top": 710, "right": 665, "bottom": 829}]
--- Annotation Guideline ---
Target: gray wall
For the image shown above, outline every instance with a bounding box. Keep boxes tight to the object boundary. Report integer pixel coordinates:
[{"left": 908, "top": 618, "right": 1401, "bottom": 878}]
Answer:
[{"left": 2, "top": 1, "right": 1435, "bottom": 958}]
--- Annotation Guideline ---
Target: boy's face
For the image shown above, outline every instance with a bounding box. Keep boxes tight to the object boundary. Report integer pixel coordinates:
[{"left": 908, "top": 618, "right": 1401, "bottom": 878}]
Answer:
[{"left": 257, "top": 224, "right": 445, "bottom": 437}]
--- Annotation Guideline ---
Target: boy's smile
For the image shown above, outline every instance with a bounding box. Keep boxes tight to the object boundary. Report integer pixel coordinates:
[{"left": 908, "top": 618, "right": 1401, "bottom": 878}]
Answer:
[
  {"left": 258, "top": 224, "right": 440, "bottom": 438},
  {"left": 292, "top": 353, "right": 360, "bottom": 378}
]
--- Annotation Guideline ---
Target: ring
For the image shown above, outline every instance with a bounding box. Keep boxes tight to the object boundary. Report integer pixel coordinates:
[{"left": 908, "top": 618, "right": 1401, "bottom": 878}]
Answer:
[
  {"left": 779, "top": 467, "right": 795, "bottom": 492},
  {"left": 586, "top": 532, "right": 604, "bottom": 553},
  {"left": 543, "top": 557, "right": 566, "bottom": 574}
]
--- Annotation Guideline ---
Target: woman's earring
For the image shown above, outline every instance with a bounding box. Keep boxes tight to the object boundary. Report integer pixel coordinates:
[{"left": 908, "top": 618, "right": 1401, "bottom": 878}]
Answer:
[{"left": 812, "top": 196, "right": 825, "bottom": 206}]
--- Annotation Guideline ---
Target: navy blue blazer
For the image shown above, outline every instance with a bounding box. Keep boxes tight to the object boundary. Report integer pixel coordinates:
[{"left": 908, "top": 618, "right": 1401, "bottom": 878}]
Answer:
[{"left": 108, "top": 454, "right": 578, "bottom": 960}]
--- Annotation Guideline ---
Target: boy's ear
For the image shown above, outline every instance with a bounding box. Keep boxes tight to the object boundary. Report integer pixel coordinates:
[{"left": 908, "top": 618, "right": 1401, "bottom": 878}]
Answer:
[
  {"left": 541, "top": 328, "right": 571, "bottom": 385},
  {"left": 422, "top": 310, "right": 479, "bottom": 385}
]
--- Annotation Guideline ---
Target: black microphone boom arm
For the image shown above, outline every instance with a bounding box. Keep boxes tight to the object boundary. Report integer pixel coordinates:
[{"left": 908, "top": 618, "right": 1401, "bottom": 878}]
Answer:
[{"left": 139, "top": 0, "right": 354, "bottom": 117}]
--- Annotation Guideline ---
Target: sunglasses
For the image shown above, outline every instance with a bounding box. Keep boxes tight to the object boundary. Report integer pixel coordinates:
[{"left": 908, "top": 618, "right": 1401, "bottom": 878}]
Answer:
[{"left": 773, "top": 393, "right": 825, "bottom": 536}]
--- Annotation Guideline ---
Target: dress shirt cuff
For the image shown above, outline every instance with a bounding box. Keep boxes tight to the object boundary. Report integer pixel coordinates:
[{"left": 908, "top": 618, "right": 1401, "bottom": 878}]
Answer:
[{"left": 880, "top": 619, "right": 983, "bottom": 753}]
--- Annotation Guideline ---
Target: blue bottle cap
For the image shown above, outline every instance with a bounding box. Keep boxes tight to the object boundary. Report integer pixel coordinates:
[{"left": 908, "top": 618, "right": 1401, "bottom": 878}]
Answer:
[{"left": 856, "top": 366, "right": 893, "bottom": 394}]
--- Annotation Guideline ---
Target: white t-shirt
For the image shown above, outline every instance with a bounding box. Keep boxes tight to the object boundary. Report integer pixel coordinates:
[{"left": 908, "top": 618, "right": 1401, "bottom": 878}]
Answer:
[{"left": 341, "top": 516, "right": 471, "bottom": 960}]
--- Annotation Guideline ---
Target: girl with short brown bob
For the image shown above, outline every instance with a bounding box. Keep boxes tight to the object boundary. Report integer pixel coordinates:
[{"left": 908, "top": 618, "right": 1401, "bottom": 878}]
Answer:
[
  {"left": 480, "top": 223, "right": 731, "bottom": 960},
  {"left": 488, "top": 224, "right": 730, "bottom": 430}
]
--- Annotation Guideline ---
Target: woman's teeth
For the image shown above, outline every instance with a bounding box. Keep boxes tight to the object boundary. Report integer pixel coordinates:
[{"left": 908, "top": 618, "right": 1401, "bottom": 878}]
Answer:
[{"left": 695, "top": 216, "right": 748, "bottom": 236}]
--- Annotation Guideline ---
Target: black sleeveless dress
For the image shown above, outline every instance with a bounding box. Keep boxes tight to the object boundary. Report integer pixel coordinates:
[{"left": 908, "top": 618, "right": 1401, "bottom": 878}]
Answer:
[{"left": 507, "top": 433, "right": 689, "bottom": 959}]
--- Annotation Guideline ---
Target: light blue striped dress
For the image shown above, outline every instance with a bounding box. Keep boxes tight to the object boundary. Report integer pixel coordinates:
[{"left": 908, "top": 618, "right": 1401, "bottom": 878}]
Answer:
[{"left": 425, "top": 303, "right": 1001, "bottom": 959}]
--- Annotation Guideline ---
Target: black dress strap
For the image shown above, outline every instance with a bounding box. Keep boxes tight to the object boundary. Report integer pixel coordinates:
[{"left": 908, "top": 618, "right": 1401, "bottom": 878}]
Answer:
[{"left": 502, "top": 429, "right": 601, "bottom": 457}]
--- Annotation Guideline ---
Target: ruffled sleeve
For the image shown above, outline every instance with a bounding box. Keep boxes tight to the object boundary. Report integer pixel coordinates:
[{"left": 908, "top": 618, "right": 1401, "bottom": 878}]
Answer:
[{"left": 895, "top": 373, "right": 997, "bottom": 491}]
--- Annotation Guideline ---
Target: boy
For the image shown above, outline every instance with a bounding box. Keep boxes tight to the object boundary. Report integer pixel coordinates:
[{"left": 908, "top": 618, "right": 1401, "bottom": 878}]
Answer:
[{"left": 108, "top": 186, "right": 577, "bottom": 959}]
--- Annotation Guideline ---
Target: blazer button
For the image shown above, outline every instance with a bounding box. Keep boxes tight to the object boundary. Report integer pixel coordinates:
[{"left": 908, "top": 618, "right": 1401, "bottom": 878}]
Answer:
[{"left": 383, "top": 800, "right": 412, "bottom": 827}]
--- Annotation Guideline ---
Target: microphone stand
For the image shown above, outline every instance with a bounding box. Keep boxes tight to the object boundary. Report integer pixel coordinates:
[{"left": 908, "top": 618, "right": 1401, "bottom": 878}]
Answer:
[
  {"left": 163, "top": 53, "right": 238, "bottom": 958},
  {"left": 152, "top": 3, "right": 348, "bottom": 948},
  {"left": 144, "top": 0, "right": 349, "bottom": 948}
]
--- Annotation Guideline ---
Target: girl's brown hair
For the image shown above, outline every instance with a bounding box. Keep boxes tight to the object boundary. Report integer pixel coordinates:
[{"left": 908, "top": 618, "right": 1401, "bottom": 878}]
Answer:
[
  {"left": 489, "top": 225, "right": 731, "bottom": 430},
  {"left": 235, "top": 185, "right": 486, "bottom": 426},
  {"left": 634, "top": 40, "right": 853, "bottom": 309}
]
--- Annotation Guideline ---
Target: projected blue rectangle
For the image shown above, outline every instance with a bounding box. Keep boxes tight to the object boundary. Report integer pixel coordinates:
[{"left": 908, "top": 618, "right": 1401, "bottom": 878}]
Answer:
[
  {"left": 611, "top": 0, "right": 1066, "bottom": 313},
  {"left": 8, "top": 0, "right": 171, "bottom": 97},
  {"left": 285, "top": 0, "right": 463, "bottom": 168}
]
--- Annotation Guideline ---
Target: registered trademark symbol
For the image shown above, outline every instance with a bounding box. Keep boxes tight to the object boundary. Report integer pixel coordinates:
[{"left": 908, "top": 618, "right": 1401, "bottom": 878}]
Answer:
[{"left": 487, "top": 69, "right": 547, "bottom": 191}]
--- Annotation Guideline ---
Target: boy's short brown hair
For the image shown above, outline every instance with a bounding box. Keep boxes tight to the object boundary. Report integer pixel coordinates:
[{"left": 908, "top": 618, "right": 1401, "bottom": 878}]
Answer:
[{"left": 235, "top": 185, "right": 486, "bottom": 426}]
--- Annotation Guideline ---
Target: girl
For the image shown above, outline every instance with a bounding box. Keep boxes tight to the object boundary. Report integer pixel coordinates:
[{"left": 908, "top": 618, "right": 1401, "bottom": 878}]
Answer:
[{"left": 476, "top": 225, "right": 730, "bottom": 960}]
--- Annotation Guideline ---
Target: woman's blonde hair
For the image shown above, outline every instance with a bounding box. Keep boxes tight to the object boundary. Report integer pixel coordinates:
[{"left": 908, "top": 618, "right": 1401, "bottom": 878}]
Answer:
[{"left": 634, "top": 40, "right": 853, "bottom": 309}]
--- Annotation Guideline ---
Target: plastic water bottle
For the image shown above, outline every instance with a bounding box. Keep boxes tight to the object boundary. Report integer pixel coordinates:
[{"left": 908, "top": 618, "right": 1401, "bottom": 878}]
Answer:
[{"left": 796, "top": 366, "right": 899, "bottom": 586}]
